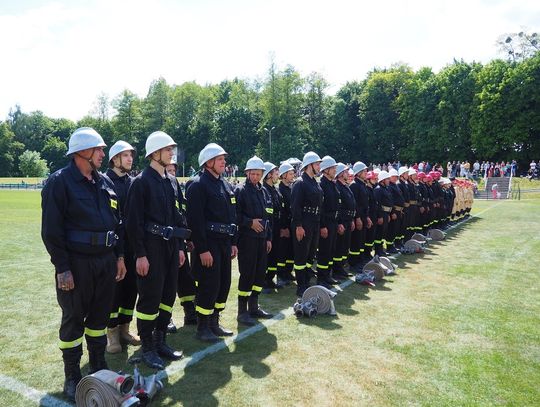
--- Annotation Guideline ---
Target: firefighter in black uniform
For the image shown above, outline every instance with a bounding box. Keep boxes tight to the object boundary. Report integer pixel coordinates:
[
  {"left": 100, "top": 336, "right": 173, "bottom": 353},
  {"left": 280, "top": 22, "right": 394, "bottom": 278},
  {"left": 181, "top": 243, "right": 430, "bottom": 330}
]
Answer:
[
  {"left": 334, "top": 163, "right": 355, "bottom": 280},
  {"left": 291, "top": 151, "right": 323, "bottom": 297},
  {"left": 406, "top": 168, "right": 422, "bottom": 234},
  {"left": 364, "top": 170, "right": 378, "bottom": 262},
  {"left": 316, "top": 156, "right": 340, "bottom": 288},
  {"left": 41, "top": 127, "right": 123, "bottom": 401},
  {"left": 277, "top": 162, "right": 295, "bottom": 285},
  {"left": 235, "top": 156, "right": 274, "bottom": 326},
  {"left": 349, "top": 162, "right": 372, "bottom": 271},
  {"left": 397, "top": 166, "right": 411, "bottom": 245},
  {"left": 186, "top": 143, "right": 237, "bottom": 343},
  {"left": 387, "top": 168, "right": 405, "bottom": 253},
  {"left": 417, "top": 172, "right": 431, "bottom": 233},
  {"left": 103, "top": 141, "right": 140, "bottom": 354},
  {"left": 262, "top": 161, "right": 284, "bottom": 291},
  {"left": 373, "top": 170, "right": 394, "bottom": 256},
  {"left": 165, "top": 156, "right": 197, "bottom": 333},
  {"left": 125, "top": 131, "right": 188, "bottom": 369}
]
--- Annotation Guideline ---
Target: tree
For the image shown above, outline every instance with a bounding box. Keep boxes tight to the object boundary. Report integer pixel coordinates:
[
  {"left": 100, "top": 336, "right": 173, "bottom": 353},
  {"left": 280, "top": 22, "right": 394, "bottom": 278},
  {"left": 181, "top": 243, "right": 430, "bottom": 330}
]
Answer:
[
  {"left": 497, "top": 31, "right": 539, "bottom": 62},
  {"left": 42, "top": 136, "right": 67, "bottom": 172},
  {"left": 0, "top": 122, "right": 24, "bottom": 176},
  {"left": 112, "top": 89, "right": 144, "bottom": 146},
  {"left": 19, "top": 150, "right": 48, "bottom": 177}
]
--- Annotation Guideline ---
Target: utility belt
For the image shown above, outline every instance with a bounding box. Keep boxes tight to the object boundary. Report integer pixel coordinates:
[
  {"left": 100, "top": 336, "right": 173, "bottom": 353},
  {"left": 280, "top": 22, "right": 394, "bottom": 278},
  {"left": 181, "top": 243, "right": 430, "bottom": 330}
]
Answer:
[
  {"left": 340, "top": 209, "right": 356, "bottom": 218},
  {"left": 206, "top": 222, "right": 238, "bottom": 236},
  {"left": 145, "top": 223, "right": 192, "bottom": 240},
  {"left": 66, "top": 230, "right": 118, "bottom": 247},
  {"left": 323, "top": 210, "right": 339, "bottom": 220},
  {"left": 381, "top": 205, "right": 392, "bottom": 213},
  {"left": 410, "top": 200, "right": 418, "bottom": 205},
  {"left": 393, "top": 206, "right": 404, "bottom": 212},
  {"left": 404, "top": 202, "right": 410, "bottom": 207},
  {"left": 303, "top": 206, "right": 320, "bottom": 215}
]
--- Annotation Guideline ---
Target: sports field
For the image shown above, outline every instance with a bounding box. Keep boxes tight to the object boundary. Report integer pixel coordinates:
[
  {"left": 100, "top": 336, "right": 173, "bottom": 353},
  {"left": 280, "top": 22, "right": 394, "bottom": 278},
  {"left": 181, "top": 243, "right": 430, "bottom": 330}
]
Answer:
[{"left": 0, "top": 191, "right": 539, "bottom": 406}]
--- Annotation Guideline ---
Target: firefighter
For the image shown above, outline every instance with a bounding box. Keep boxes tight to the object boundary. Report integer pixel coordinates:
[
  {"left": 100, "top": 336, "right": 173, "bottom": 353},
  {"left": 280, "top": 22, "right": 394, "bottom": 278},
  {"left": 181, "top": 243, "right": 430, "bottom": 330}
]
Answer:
[
  {"left": 235, "top": 156, "right": 274, "bottom": 326},
  {"left": 373, "top": 170, "right": 394, "bottom": 256},
  {"left": 103, "top": 141, "right": 140, "bottom": 354},
  {"left": 407, "top": 168, "right": 422, "bottom": 234},
  {"left": 165, "top": 157, "right": 197, "bottom": 333},
  {"left": 364, "top": 170, "right": 378, "bottom": 262},
  {"left": 186, "top": 143, "right": 237, "bottom": 343},
  {"left": 277, "top": 162, "right": 295, "bottom": 285},
  {"left": 349, "top": 162, "right": 372, "bottom": 271},
  {"left": 125, "top": 131, "right": 188, "bottom": 369},
  {"left": 387, "top": 168, "right": 405, "bottom": 253},
  {"left": 291, "top": 152, "right": 323, "bottom": 297},
  {"left": 316, "top": 156, "right": 340, "bottom": 288},
  {"left": 397, "top": 166, "right": 411, "bottom": 244},
  {"left": 334, "top": 163, "right": 356, "bottom": 280},
  {"left": 41, "top": 127, "right": 123, "bottom": 401},
  {"left": 262, "top": 161, "right": 285, "bottom": 291}
]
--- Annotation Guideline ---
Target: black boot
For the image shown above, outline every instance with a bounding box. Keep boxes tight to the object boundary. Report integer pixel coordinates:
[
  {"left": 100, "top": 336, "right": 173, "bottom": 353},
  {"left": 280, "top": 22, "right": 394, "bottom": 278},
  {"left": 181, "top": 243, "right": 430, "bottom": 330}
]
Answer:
[
  {"left": 167, "top": 318, "right": 178, "bottom": 334},
  {"left": 153, "top": 330, "right": 183, "bottom": 360},
  {"left": 316, "top": 270, "right": 334, "bottom": 289},
  {"left": 248, "top": 295, "right": 273, "bottom": 319},
  {"left": 196, "top": 315, "right": 221, "bottom": 342},
  {"left": 210, "top": 311, "right": 234, "bottom": 337},
  {"left": 141, "top": 333, "right": 164, "bottom": 370},
  {"left": 237, "top": 298, "right": 257, "bottom": 326},
  {"left": 62, "top": 346, "right": 82, "bottom": 403},
  {"left": 183, "top": 302, "right": 197, "bottom": 326},
  {"left": 87, "top": 341, "right": 108, "bottom": 374}
]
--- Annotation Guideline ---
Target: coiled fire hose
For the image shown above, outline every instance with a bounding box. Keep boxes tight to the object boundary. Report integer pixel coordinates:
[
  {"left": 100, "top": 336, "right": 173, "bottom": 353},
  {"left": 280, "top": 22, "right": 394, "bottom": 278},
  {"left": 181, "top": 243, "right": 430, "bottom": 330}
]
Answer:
[{"left": 75, "top": 370, "right": 140, "bottom": 407}]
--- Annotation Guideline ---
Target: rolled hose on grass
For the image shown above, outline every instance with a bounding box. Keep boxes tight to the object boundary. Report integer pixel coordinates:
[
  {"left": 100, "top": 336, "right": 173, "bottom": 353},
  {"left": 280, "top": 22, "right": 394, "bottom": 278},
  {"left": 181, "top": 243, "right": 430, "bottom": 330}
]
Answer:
[{"left": 75, "top": 370, "right": 140, "bottom": 407}]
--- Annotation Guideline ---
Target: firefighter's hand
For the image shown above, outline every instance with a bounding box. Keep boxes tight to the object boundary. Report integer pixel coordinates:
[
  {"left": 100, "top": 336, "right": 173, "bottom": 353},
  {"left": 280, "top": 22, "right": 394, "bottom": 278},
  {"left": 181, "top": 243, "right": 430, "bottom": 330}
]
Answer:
[
  {"left": 200, "top": 251, "right": 213, "bottom": 268},
  {"left": 320, "top": 227, "right": 328, "bottom": 239},
  {"left": 116, "top": 257, "right": 127, "bottom": 282},
  {"left": 355, "top": 218, "right": 363, "bottom": 230},
  {"left": 57, "top": 270, "right": 74, "bottom": 291},
  {"left": 420, "top": 207, "right": 425, "bottom": 214},
  {"left": 391, "top": 213, "right": 397, "bottom": 221},
  {"left": 367, "top": 217, "right": 373, "bottom": 229},
  {"left": 377, "top": 217, "right": 384, "bottom": 225},
  {"left": 337, "top": 224, "right": 345, "bottom": 235},
  {"left": 296, "top": 226, "right": 305, "bottom": 241},
  {"left": 179, "top": 250, "right": 186, "bottom": 267},
  {"left": 231, "top": 245, "right": 238, "bottom": 259},
  {"left": 251, "top": 219, "right": 264, "bottom": 233},
  {"left": 280, "top": 228, "right": 290, "bottom": 238},
  {"left": 267, "top": 240, "right": 272, "bottom": 253},
  {"left": 351, "top": 220, "right": 355, "bottom": 231},
  {"left": 136, "top": 256, "right": 150, "bottom": 277}
]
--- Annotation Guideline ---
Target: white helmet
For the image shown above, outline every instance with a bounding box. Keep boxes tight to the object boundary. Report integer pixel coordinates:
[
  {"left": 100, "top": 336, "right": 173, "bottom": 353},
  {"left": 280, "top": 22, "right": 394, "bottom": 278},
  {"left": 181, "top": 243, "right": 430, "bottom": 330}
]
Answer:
[
  {"left": 279, "top": 162, "right": 294, "bottom": 177},
  {"left": 378, "top": 170, "right": 391, "bottom": 182},
  {"left": 263, "top": 161, "right": 277, "bottom": 179},
  {"left": 408, "top": 168, "right": 417, "bottom": 176},
  {"left": 245, "top": 155, "right": 265, "bottom": 171},
  {"left": 145, "top": 131, "right": 176, "bottom": 158},
  {"left": 198, "top": 143, "right": 227, "bottom": 167},
  {"left": 320, "top": 155, "right": 337, "bottom": 172},
  {"left": 352, "top": 161, "right": 367, "bottom": 175},
  {"left": 300, "top": 151, "right": 322, "bottom": 170},
  {"left": 108, "top": 140, "right": 135, "bottom": 163},
  {"left": 170, "top": 154, "right": 178, "bottom": 166},
  {"left": 388, "top": 168, "right": 399, "bottom": 177},
  {"left": 398, "top": 166, "right": 409, "bottom": 176},
  {"left": 334, "top": 162, "right": 349, "bottom": 179},
  {"left": 66, "top": 127, "right": 106, "bottom": 156},
  {"left": 373, "top": 167, "right": 381, "bottom": 175}
]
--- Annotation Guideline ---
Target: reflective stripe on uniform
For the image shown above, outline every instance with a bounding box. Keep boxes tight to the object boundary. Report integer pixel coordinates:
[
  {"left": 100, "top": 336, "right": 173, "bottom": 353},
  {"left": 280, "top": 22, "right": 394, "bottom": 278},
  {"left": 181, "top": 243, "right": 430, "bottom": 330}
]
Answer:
[
  {"left": 195, "top": 305, "right": 213, "bottom": 315},
  {"left": 84, "top": 327, "right": 106, "bottom": 337},
  {"left": 215, "top": 302, "right": 226, "bottom": 310},
  {"left": 285, "top": 260, "right": 294, "bottom": 264},
  {"left": 136, "top": 310, "right": 159, "bottom": 321},
  {"left": 159, "top": 303, "right": 173, "bottom": 313},
  {"left": 277, "top": 262, "right": 286, "bottom": 267},
  {"left": 267, "top": 267, "right": 278, "bottom": 271},
  {"left": 110, "top": 312, "right": 119, "bottom": 319},
  {"left": 349, "top": 250, "right": 361, "bottom": 255},
  {"left": 251, "top": 285, "right": 262, "bottom": 293},
  {"left": 118, "top": 307, "right": 134, "bottom": 316},
  {"left": 59, "top": 336, "right": 83, "bottom": 350},
  {"left": 238, "top": 290, "right": 251, "bottom": 297},
  {"left": 317, "top": 264, "right": 329, "bottom": 270},
  {"left": 294, "top": 264, "right": 306, "bottom": 270},
  {"left": 179, "top": 295, "right": 195, "bottom": 303}
]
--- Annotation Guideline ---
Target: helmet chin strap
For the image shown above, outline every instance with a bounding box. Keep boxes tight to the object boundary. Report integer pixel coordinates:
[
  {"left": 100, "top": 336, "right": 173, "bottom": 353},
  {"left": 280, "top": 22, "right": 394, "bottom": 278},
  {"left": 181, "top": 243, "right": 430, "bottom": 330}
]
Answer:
[
  {"left": 76, "top": 148, "right": 98, "bottom": 171},
  {"left": 152, "top": 150, "right": 168, "bottom": 168},
  {"left": 116, "top": 156, "right": 130, "bottom": 174}
]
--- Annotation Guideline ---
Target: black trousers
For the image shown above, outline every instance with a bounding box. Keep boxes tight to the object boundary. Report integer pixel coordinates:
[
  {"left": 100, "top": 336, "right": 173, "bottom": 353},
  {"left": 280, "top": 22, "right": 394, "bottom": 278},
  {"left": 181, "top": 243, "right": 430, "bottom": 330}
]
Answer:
[
  {"left": 266, "top": 226, "right": 281, "bottom": 283},
  {"left": 58, "top": 251, "right": 116, "bottom": 352},
  {"left": 108, "top": 249, "right": 137, "bottom": 327},
  {"left": 374, "top": 214, "right": 389, "bottom": 252},
  {"left": 316, "top": 222, "right": 338, "bottom": 276},
  {"left": 192, "top": 237, "right": 232, "bottom": 316},
  {"left": 277, "top": 230, "right": 294, "bottom": 279},
  {"left": 364, "top": 216, "right": 376, "bottom": 256},
  {"left": 349, "top": 218, "right": 366, "bottom": 266},
  {"left": 293, "top": 222, "right": 319, "bottom": 296},
  {"left": 238, "top": 235, "right": 267, "bottom": 298},
  {"left": 177, "top": 255, "right": 196, "bottom": 305},
  {"left": 334, "top": 221, "right": 352, "bottom": 271},
  {"left": 135, "top": 239, "right": 179, "bottom": 336}
]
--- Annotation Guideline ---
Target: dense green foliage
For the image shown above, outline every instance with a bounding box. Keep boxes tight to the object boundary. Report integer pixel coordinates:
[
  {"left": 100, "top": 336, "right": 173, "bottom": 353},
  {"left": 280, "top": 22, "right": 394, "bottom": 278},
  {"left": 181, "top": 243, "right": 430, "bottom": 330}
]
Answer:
[{"left": 1, "top": 53, "right": 539, "bottom": 176}]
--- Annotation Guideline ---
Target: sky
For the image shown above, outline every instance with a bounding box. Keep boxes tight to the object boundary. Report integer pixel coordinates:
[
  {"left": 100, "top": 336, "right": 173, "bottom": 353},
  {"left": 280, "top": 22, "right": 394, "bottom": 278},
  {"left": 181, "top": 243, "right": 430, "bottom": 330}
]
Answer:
[{"left": 0, "top": 0, "right": 538, "bottom": 121}]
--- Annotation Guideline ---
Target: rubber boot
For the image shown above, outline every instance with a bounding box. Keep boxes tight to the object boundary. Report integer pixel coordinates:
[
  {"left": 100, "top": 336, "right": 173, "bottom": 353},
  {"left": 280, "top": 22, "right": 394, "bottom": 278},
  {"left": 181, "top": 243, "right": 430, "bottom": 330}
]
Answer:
[
  {"left": 248, "top": 295, "right": 273, "bottom": 319},
  {"left": 153, "top": 330, "right": 183, "bottom": 360},
  {"left": 141, "top": 333, "right": 164, "bottom": 370},
  {"left": 167, "top": 318, "right": 178, "bottom": 334},
  {"left": 88, "top": 342, "right": 108, "bottom": 374},
  {"left": 195, "top": 314, "right": 220, "bottom": 342},
  {"left": 316, "top": 269, "right": 334, "bottom": 289},
  {"left": 237, "top": 298, "right": 257, "bottom": 326},
  {"left": 106, "top": 326, "right": 122, "bottom": 353},
  {"left": 295, "top": 269, "right": 307, "bottom": 297},
  {"left": 62, "top": 346, "right": 82, "bottom": 403},
  {"left": 183, "top": 302, "right": 197, "bottom": 326},
  {"left": 209, "top": 311, "right": 233, "bottom": 337},
  {"left": 119, "top": 323, "right": 141, "bottom": 346}
]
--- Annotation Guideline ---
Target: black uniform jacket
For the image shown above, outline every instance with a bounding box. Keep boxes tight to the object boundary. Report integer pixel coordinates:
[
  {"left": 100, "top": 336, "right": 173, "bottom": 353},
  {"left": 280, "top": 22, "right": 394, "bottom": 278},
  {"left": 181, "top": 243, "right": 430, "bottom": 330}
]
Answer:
[
  {"left": 291, "top": 172, "right": 323, "bottom": 228},
  {"left": 350, "top": 178, "right": 369, "bottom": 220},
  {"left": 319, "top": 176, "right": 340, "bottom": 228},
  {"left": 235, "top": 181, "right": 273, "bottom": 241},
  {"left": 336, "top": 180, "right": 355, "bottom": 225}
]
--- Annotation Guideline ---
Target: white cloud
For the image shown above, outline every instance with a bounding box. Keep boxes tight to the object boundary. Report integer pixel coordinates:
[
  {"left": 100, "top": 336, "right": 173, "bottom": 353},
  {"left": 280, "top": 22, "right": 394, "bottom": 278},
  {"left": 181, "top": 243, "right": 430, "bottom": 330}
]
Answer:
[{"left": 0, "top": 0, "right": 538, "bottom": 120}]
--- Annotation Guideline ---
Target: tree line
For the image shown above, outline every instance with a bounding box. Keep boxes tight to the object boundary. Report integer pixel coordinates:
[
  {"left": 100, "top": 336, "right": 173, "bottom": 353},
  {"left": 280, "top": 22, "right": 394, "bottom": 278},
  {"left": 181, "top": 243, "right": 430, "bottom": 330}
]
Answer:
[{"left": 1, "top": 38, "right": 538, "bottom": 177}]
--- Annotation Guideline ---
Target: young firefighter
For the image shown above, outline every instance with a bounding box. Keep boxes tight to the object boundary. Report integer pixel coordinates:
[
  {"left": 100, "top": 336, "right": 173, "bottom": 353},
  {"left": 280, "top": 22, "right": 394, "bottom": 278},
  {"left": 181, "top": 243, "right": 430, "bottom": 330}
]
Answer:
[{"left": 277, "top": 162, "right": 296, "bottom": 285}]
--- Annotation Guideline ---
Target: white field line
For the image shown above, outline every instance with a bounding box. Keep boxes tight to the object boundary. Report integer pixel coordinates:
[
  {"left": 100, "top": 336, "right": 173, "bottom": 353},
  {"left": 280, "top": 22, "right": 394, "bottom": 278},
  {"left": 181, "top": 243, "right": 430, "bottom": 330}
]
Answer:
[{"left": 0, "top": 200, "right": 501, "bottom": 406}]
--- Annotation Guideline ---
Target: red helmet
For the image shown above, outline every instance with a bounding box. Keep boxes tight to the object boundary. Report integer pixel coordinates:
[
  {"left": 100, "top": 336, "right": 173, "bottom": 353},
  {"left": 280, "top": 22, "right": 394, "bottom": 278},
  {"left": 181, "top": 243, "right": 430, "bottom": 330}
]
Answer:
[
  {"left": 417, "top": 172, "right": 426, "bottom": 180},
  {"left": 425, "top": 174, "right": 433, "bottom": 182},
  {"left": 434, "top": 171, "right": 441, "bottom": 179}
]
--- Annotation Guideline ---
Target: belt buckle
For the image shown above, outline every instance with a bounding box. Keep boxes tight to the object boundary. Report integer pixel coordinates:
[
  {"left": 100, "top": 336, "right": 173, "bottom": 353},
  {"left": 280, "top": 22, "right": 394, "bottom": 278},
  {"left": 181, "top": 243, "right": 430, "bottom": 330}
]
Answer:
[
  {"left": 229, "top": 224, "right": 238, "bottom": 236},
  {"left": 163, "top": 226, "right": 173, "bottom": 240},
  {"left": 105, "top": 231, "right": 117, "bottom": 247}
]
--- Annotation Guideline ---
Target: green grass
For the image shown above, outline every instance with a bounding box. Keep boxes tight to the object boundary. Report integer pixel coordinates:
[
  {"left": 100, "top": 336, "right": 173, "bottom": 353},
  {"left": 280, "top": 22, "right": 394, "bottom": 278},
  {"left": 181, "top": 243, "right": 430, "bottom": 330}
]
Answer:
[{"left": 0, "top": 191, "right": 539, "bottom": 406}]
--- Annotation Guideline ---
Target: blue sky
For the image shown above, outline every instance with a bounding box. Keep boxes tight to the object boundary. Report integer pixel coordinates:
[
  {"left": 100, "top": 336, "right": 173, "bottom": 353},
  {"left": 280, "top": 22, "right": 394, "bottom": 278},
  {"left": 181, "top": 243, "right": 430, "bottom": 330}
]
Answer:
[{"left": 0, "top": 0, "right": 538, "bottom": 120}]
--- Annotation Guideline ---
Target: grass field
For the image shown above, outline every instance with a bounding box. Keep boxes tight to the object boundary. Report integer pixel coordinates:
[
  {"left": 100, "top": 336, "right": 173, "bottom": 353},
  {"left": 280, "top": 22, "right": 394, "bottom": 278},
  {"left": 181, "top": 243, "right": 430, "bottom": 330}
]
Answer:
[{"left": 0, "top": 191, "right": 539, "bottom": 406}]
